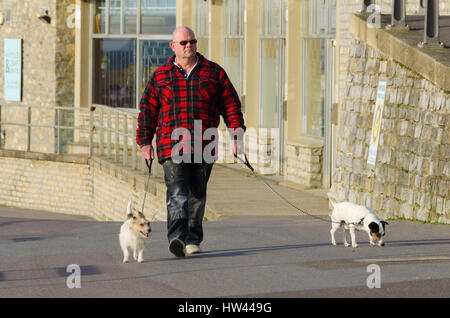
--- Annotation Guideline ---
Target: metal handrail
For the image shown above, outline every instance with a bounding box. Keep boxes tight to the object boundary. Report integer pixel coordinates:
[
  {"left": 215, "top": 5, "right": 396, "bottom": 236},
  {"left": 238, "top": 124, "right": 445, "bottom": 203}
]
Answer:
[
  {"left": 0, "top": 104, "right": 150, "bottom": 173},
  {"left": 90, "top": 104, "right": 150, "bottom": 173},
  {"left": 0, "top": 104, "right": 90, "bottom": 154}
]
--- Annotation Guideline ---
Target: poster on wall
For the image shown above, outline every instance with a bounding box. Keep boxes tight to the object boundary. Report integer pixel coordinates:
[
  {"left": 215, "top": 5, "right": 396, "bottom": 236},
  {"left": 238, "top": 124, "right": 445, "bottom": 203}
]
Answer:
[
  {"left": 4, "top": 38, "right": 22, "bottom": 101},
  {"left": 367, "top": 79, "right": 387, "bottom": 170}
]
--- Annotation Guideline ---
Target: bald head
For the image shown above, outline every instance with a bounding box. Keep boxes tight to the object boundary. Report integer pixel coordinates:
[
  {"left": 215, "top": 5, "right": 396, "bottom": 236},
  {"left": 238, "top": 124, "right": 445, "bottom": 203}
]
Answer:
[{"left": 172, "top": 26, "right": 196, "bottom": 41}]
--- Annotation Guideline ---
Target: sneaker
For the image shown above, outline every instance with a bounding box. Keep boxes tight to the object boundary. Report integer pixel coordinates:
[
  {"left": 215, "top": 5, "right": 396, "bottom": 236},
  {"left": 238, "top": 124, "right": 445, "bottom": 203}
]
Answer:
[
  {"left": 186, "top": 244, "right": 201, "bottom": 255},
  {"left": 169, "top": 238, "right": 186, "bottom": 257}
]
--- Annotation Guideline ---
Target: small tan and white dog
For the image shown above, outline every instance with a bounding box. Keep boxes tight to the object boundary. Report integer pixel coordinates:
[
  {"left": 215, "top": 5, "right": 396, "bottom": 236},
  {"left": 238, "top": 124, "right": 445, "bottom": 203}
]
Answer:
[
  {"left": 119, "top": 200, "right": 151, "bottom": 263},
  {"left": 328, "top": 193, "right": 388, "bottom": 248}
]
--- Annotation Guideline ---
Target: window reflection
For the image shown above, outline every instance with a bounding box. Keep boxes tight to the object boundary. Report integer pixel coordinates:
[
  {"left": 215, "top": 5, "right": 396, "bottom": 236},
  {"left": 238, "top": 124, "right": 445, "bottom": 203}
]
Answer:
[
  {"left": 93, "top": 0, "right": 106, "bottom": 34},
  {"left": 93, "top": 39, "right": 136, "bottom": 108},
  {"left": 304, "top": 38, "right": 325, "bottom": 137},
  {"left": 109, "top": 0, "right": 121, "bottom": 34},
  {"left": 141, "top": 0, "right": 176, "bottom": 34},
  {"left": 140, "top": 40, "right": 173, "bottom": 94}
]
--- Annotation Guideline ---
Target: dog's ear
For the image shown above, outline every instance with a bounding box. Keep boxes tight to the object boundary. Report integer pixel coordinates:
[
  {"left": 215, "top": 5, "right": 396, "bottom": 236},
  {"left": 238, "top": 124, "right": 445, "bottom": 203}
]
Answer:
[
  {"left": 127, "top": 214, "right": 135, "bottom": 220},
  {"left": 368, "top": 222, "right": 380, "bottom": 233},
  {"left": 381, "top": 221, "right": 389, "bottom": 226},
  {"left": 327, "top": 192, "right": 337, "bottom": 207},
  {"left": 138, "top": 212, "right": 145, "bottom": 219}
]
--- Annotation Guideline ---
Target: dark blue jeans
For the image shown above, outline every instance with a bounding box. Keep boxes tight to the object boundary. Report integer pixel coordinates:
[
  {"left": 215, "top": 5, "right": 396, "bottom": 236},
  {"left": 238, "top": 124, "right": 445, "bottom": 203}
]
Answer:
[{"left": 162, "top": 159, "right": 214, "bottom": 245}]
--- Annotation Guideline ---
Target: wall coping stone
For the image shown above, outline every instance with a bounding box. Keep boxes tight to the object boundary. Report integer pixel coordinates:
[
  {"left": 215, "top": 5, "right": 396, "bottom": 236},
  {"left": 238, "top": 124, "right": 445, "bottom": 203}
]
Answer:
[
  {"left": 0, "top": 149, "right": 89, "bottom": 165},
  {"left": 287, "top": 136, "right": 324, "bottom": 149},
  {"left": 350, "top": 14, "right": 450, "bottom": 92}
]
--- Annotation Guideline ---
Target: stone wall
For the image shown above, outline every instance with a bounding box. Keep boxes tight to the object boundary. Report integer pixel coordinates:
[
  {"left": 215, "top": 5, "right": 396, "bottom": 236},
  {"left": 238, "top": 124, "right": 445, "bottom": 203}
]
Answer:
[
  {"left": 0, "top": 150, "right": 221, "bottom": 222},
  {"left": 0, "top": 0, "right": 75, "bottom": 153},
  {"left": 286, "top": 139, "right": 323, "bottom": 188},
  {"left": 330, "top": 17, "right": 450, "bottom": 224},
  {"left": 0, "top": 151, "right": 92, "bottom": 216},
  {"left": 0, "top": 150, "right": 167, "bottom": 221}
]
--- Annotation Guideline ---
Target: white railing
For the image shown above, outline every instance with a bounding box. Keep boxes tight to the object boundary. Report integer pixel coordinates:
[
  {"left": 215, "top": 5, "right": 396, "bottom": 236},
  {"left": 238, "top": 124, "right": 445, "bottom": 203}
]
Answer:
[
  {"left": 91, "top": 104, "right": 151, "bottom": 173},
  {"left": 0, "top": 104, "right": 88, "bottom": 154},
  {"left": 0, "top": 104, "right": 152, "bottom": 174}
]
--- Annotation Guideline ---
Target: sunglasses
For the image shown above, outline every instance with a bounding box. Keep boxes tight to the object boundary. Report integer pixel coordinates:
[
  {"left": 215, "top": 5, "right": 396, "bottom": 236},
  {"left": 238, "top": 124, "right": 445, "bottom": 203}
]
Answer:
[{"left": 173, "top": 39, "right": 198, "bottom": 46}]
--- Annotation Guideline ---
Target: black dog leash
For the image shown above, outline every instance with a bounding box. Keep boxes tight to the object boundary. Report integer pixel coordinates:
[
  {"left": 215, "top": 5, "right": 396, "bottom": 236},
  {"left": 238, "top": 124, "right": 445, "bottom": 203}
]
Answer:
[
  {"left": 141, "top": 158, "right": 153, "bottom": 215},
  {"left": 234, "top": 153, "right": 352, "bottom": 225}
]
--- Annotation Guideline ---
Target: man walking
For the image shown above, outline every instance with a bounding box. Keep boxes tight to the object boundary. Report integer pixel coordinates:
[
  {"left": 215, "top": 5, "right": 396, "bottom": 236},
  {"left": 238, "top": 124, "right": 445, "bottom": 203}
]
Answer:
[{"left": 136, "top": 26, "right": 245, "bottom": 257}]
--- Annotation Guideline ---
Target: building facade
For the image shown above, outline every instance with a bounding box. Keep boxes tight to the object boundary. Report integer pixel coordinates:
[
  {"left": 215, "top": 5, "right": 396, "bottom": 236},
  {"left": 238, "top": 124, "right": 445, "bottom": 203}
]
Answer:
[{"left": 1, "top": 0, "right": 449, "bottom": 193}]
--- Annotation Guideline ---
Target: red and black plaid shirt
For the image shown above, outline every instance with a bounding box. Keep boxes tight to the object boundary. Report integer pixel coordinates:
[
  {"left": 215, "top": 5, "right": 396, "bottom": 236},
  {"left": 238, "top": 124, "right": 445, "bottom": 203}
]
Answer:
[{"left": 136, "top": 53, "right": 245, "bottom": 162}]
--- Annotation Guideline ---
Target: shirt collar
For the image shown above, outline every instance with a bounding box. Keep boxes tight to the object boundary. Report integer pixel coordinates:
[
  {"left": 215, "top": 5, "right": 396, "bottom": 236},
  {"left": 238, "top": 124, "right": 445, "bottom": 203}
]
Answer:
[{"left": 173, "top": 55, "right": 199, "bottom": 79}]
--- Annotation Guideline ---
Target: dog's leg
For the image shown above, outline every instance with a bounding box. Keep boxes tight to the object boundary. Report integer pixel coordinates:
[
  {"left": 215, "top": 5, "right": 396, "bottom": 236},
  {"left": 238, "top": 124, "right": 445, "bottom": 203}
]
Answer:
[
  {"left": 369, "top": 234, "right": 376, "bottom": 246},
  {"left": 349, "top": 225, "right": 358, "bottom": 248},
  {"left": 122, "top": 246, "right": 130, "bottom": 263},
  {"left": 343, "top": 228, "right": 350, "bottom": 247},
  {"left": 137, "top": 249, "right": 144, "bottom": 263},
  {"left": 133, "top": 249, "right": 138, "bottom": 261},
  {"left": 330, "top": 223, "right": 338, "bottom": 246}
]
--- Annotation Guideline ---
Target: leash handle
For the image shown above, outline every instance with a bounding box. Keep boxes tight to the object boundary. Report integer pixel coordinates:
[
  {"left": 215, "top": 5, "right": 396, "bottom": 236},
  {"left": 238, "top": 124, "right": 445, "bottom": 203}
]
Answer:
[
  {"left": 141, "top": 158, "right": 153, "bottom": 215},
  {"left": 234, "top": 153, "right": 254, "bottom": 172},
  {"left": 145, "top": 158, "right": 153, "bottom": 174}
]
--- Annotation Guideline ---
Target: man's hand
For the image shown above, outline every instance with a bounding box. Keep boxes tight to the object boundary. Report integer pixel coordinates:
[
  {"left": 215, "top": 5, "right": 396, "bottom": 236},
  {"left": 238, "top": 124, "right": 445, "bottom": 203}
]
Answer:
[
  {"left": 230, "top": 139, "right": 244, "bottom": 156},
  {"left": 140, "top": 144, "right": 154, "bottom": 160}
]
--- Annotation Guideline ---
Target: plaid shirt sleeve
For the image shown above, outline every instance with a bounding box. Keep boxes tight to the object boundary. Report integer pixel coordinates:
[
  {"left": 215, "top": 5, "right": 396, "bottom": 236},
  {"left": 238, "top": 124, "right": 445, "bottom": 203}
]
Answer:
[
  {"left": 218, "top": 67, "right": 246, "bottom": 132},
  {"left": 136, "top": 54, "right": 245, "bottom": 162},
  {"left": 136, "top": 75, "right": 160, "bottom": 148}
]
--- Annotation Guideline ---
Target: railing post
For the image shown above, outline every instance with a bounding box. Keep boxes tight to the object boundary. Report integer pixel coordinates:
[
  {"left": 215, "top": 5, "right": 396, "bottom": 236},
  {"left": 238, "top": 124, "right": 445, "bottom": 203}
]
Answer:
[
  {"left": 57, "top": 107, "right": 61, "bottom": 154},
  {"left": 389, "top": 0, "right": 407, "bottom": 28},
  {"left": 419, "top": 0, "right": 442, "bottom": 47},
  {"left": 99, "top": 108, "right": 104, "bottom": 155},
  {"left": 89, "top": 106, "right": 95, "bottom": 156},
  {"left": 107, "top": 111, "right": 112, "bottom": 159},
  {"left": 132, "top": 118, "right": 137, "bottom": 170},
  {"left": 362, "top": 0, "right": 375, "bottom": 12},
  {"left": 417, "top": 0, "right": 426, "bottom": 14},
  {"left": 123, "top": 114, "right": 128, "bottom": 166},
  {"left": 115, "top": 112, "right": 119, "bottom": 162},
  {"left": 26, "top": 106, "right": 31, "bottom": 152}
]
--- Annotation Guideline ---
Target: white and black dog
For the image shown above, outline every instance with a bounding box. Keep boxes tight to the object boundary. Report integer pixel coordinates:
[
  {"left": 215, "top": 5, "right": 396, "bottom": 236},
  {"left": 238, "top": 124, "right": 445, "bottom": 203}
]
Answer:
[
  {"left": 328, "top": 193, "right": 388, "bottom": 248},
  {"left": 119, "top": 200, "right": 151, "bottom": 263}
]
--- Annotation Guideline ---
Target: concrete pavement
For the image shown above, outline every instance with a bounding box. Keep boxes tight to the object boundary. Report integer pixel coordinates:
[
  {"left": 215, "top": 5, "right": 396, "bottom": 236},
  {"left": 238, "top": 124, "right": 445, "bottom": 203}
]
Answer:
[
  {"left": 206, "top": 163, "right": 330, "bottom": 219},
  {"left": 0, "top": 163, "right": 449, "bottom": 298}
]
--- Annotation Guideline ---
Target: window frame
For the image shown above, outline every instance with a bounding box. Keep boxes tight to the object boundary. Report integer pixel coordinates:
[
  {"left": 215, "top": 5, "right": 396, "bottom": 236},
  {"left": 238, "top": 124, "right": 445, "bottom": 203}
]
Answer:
[
  {"left": 223, "top": 0, "right": 245, "bottom": 99},
  {"left": 301, "top": 0, "right": 336, "bottom": 138},
  {"left": 90, "top": 0, "right": 175, "bottom": 109},
  {"left": 193, "top": 0, "right": 210, "bottom": 59}
]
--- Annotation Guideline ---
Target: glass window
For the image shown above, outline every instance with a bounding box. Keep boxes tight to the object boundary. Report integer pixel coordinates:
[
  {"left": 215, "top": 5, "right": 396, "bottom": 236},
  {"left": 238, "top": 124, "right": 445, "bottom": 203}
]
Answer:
[
  {"left": 260, "top": 39, "right": 283, "bottom": 128},
  {"left": 93, "top": 0, "right": 106, "bottom": 34},
  {"left": 109, "top": 0, "right": 121, "bottom": 34},
  {"left": 93, "top": 39, "right": 136, "bottom": 108},
  {"left": 124, "top": 0, "right": 137, "bottom": 34},
  {"left": 260, "top": 0, "right": 286, "bottom": 36},
  {"left": 141, "top": 0, "right": 176, "bottom": 34},
  {"left": 140, "top": 40, "right": 172, "bottom": 95},
  {"left": 259, "top": 0, "right": 285, "bottom": 128},
  {"left": 193, "top": 0, "right": 209, "bottom": 58},
  {"left": 303, "top": 0, "right": 336, "bottom": 36},
  {"left": 91, "top": 1, "right": 175, "bottom": 108},
  {"left": 303, "top": 38, "right": 325, "bottom": 137},
  {"left": 302, "top": 0, "right": 336, "bottom": 137},
  {"left": 223, "top": 0, "right": 244, "bottom": 98}
]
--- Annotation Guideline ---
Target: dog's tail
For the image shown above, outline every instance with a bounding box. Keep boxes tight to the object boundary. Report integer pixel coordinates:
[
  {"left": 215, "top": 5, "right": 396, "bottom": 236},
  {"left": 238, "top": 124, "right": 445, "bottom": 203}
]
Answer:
[
  {"left": 327, "top": 192, "right": 338, "bottom": 208},
  {"left": 126, "top": 199, "right": 133, "bottom": 219}
]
